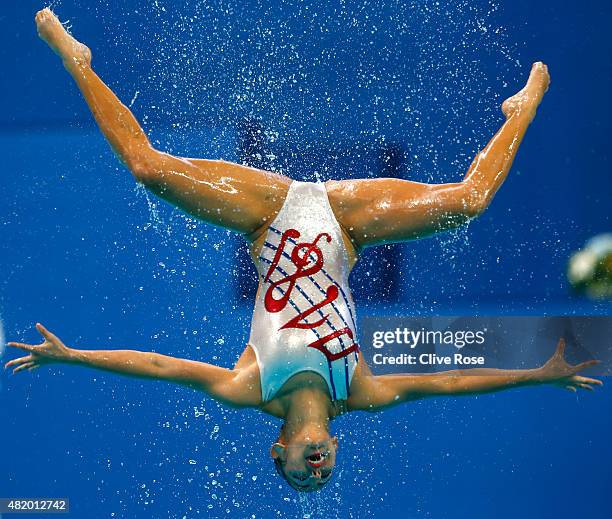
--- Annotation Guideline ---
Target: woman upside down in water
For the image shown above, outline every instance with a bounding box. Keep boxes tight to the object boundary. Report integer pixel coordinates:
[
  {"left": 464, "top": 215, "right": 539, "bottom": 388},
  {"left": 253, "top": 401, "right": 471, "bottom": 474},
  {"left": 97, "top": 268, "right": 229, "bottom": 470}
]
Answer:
[{"left": 5, "top": 8, "right": 602, "bottom": 492}]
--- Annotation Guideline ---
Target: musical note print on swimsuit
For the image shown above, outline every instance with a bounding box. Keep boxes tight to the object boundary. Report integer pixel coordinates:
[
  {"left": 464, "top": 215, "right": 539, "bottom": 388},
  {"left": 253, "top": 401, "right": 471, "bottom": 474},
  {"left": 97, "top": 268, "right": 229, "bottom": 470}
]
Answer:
[{"left": 263, "top": 228, "right": 359, "bottom": 362}]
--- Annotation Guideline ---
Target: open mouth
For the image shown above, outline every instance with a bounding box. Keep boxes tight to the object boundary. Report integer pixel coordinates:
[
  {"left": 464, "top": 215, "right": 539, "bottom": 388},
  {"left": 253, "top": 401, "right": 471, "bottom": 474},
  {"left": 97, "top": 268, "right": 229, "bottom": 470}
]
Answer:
[{"left": 306, "top": 450, "right": 329, "bottom": 468}]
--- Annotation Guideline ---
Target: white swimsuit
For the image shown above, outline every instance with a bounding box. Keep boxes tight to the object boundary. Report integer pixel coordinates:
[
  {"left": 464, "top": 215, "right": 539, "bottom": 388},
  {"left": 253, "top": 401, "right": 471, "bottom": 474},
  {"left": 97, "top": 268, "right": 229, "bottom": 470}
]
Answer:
[{"left": 248, "top": 181, "right": 359, "bottom": 403}]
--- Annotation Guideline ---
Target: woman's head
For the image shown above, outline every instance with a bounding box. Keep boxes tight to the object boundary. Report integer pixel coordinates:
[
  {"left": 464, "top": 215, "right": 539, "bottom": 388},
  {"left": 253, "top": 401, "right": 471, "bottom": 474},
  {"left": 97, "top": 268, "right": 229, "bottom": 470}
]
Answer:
[{"left": 271, "top": 423, "right": 338, "bottom": 492}]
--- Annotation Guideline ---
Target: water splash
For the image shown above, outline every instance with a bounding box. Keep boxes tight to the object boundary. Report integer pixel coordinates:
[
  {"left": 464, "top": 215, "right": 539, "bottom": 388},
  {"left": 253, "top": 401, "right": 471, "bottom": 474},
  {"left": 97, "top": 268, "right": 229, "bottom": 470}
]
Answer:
[
  {"left": 133, "top": 183, "right": 172, "bottom": 240},
  {"left": 92, "top": 0, "right": 521, "bottom": 183}
]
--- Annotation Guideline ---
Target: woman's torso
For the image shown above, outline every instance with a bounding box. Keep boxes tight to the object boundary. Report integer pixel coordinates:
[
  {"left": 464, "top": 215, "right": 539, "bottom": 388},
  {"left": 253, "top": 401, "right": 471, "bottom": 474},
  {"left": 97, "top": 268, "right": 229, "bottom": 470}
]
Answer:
[{"left": 242, "top": 180, "right": 362, "bottom": 412}]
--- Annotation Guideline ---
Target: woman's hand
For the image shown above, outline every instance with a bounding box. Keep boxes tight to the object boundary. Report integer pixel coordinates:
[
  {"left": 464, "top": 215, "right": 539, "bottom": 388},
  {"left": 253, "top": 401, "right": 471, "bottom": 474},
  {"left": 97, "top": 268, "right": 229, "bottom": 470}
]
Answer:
[
  {"left": 537, "top": 337, "right": 603, "bottom": 392},
  {"left": 4, "top": 323, "right": 74, "bottom": 374}
]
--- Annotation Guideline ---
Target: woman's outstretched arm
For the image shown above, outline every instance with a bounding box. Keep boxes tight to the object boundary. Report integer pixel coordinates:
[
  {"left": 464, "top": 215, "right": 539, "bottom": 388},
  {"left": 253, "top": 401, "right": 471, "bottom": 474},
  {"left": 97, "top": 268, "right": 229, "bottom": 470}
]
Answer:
[
  {"left": 34, "top": 8, "right": 289, "bottom": 239},
  {"left": 5, "top": 323, "right": 261, "bottom": 408},
  {"left": 348, "top": 338, "right": 602, "bottom": 412},
  {"left": 327, "top": 62, "right": 550, "bottom": 249}
]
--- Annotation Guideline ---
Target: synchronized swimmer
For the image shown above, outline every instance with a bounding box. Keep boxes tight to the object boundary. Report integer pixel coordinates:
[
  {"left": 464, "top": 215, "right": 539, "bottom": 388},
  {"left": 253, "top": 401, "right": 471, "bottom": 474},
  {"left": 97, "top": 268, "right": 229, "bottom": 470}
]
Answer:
[{"left": 5, "top": 8, "right": 602, "bottom": 492}]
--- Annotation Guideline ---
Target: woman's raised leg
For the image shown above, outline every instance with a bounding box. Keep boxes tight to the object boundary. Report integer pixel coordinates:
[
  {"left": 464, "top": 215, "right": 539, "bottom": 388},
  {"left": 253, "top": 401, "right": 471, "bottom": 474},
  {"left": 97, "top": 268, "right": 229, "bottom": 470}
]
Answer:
[
  {"left": 326, "top": 62, "right": 550, "bottom": 248},
  {"left": 35, "top": 8, "right": 289, "bottom": 238}
]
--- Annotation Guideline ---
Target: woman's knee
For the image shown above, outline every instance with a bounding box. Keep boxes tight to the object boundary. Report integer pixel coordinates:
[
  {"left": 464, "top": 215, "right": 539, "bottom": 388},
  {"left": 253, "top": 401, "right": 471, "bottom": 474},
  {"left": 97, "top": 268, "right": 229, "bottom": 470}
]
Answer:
[{"left": 125, "top": 149, "right": 163, "bottom": 184}]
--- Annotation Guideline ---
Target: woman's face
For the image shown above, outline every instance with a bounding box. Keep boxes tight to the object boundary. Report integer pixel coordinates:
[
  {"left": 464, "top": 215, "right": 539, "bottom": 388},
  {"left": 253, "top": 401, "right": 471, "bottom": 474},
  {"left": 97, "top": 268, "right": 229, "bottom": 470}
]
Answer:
[{"left": 272, "top": 436, "right": 338, "bottom": 491}]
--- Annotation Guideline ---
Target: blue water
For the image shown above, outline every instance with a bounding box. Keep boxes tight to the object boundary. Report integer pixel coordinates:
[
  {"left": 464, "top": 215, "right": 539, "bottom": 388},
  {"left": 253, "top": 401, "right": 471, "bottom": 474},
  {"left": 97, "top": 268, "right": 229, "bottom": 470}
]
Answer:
[{"left": 1, "top": 1, "right": 611, "bottom": 518}]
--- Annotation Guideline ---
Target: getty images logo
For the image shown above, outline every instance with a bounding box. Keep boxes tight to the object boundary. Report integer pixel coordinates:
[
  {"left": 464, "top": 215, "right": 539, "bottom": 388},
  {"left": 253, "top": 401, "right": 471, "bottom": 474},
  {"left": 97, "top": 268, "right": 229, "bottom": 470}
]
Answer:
[{"left": 371, "top": 327, "right": 487, "bottom": 350}]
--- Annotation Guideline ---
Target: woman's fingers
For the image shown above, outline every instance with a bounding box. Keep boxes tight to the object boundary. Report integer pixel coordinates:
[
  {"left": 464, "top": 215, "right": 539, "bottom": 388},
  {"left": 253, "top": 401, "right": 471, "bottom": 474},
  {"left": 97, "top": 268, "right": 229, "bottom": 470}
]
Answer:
[
  {"left": 577, "top": 383, "right": 594, "bottom": 391},
  {"left": 35, "top": 323, "right": 57, "bottom": 343},
  {"left": 13, "top": 361, "right": 36, "bottom": 374},
  {"left": 7, "top": 341, "right": 36, "bottom": 353},
  {"left": 4, "top": 355, "right": 34, "bottom": 369},
  {"left": 555, "top": 337, "right": 566, "bottom": 356},
  {"left": 563, "top": 375, "right": 603, "bottom": 392},
  {"left": 574, "top": 359, "right": 601, "bottom": 371},
  {"left": 4, "top": 325, "right": 57, "bottom": 374},
  {"left": 573, "top": 375, "right": 603, "bottom": 386},
  {"left": 5, "top": 357, "right": 41, "bottom": 373}
]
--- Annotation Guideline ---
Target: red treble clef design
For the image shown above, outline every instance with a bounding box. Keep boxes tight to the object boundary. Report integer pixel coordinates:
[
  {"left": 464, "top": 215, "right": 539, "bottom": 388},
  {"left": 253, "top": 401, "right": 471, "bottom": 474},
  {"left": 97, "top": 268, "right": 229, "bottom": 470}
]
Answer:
[
  {"left": 264, "top": 229, "right": 331, "bottom": 313},
  {"left": 264, "top": 228, "right": 300, "bottom": 283},
  {"left": 262, "top": 226, "right": 359, "bottom": 365}
]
